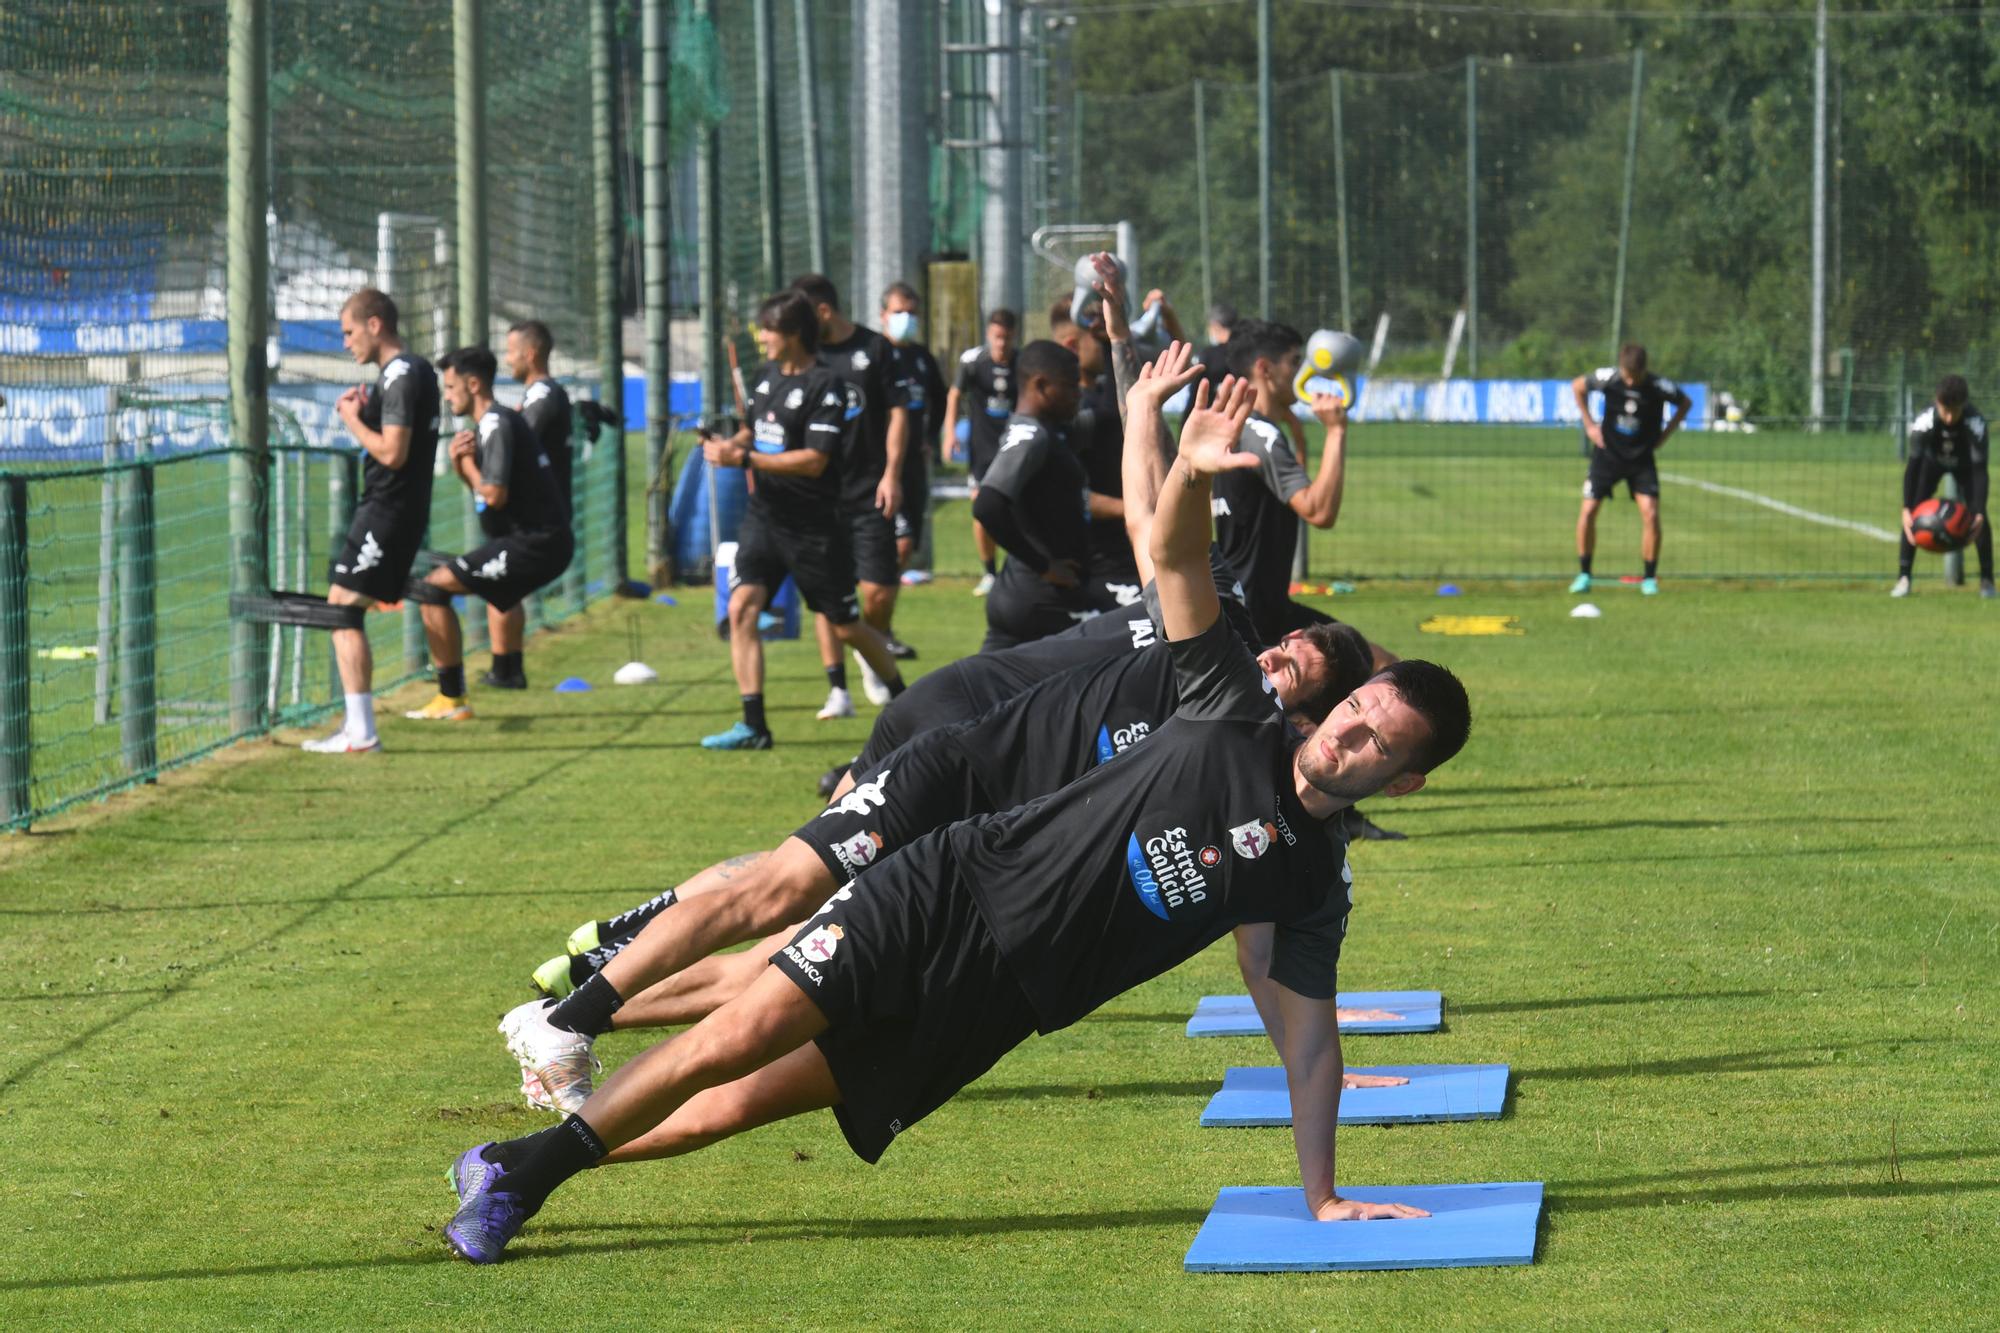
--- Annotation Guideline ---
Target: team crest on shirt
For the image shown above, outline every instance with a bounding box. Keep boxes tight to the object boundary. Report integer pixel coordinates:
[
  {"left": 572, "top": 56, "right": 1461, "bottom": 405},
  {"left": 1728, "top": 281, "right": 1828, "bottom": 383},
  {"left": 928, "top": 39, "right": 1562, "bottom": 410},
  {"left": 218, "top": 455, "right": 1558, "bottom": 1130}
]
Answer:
[
  {"left": 1199, "top": 846, "right": 1221, "bottom": 868},
  {"left": 784, "top": 387, "right": 805, "bottom": 410},
  {"left": 1229, "top": 819, "right": 1278, "bottom": 860},
  {"left": 832, "top": 830, "right": 884, "bottom": 873},
  {"left": 851, "top": 350, "right": 871, "bottom": 370},
  {"left": 799, "top": 923, "right": 843, "bottom": 961}
]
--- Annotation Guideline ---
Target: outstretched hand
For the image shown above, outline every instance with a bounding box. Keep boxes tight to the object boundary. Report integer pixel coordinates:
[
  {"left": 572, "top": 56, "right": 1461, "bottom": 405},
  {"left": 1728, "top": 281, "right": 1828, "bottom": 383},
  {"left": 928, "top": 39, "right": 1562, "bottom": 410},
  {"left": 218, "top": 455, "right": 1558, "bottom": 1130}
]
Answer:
[
  {"left": 1129, "top": 339, "right": 1205, "bottom": 411},
  {"left": 1341, "top": 1071, "right": 1410, "bottom": 1089},
  {"left": 1090, "top": 252, "right": 1130, "bottom": 342},
  {"left": 1175, "top": 375, "right": 1259, "bottom": 479},
  {"left": 1314, "top": 1197, "right": 1432, "bottom": 1222}
]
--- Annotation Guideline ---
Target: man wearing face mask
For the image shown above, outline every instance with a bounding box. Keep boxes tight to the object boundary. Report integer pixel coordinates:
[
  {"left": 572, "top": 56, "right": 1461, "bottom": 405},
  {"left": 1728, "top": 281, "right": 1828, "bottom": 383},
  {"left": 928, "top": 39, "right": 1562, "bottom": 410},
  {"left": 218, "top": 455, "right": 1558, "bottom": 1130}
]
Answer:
[{"left": 880, "top": 283, "right": 946, "bottom": 587}]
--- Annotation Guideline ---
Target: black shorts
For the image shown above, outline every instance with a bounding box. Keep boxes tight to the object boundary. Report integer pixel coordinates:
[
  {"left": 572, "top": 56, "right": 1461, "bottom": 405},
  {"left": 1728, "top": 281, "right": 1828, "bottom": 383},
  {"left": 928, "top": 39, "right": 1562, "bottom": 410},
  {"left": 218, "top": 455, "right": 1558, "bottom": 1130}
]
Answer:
[
  {"left": 769, "top": 836, "right": 1039, "bottom": 1164},
  {"left": 328, "top": 499, "right": 427, "bottom": 602},
  {"left": 968, "top": 431, "right": 1001, "bottom": 485},
  {"left": 980, "top": 562, "right": 1115, "bottom": 653},
  {"left": 847, "top": 505, "right": 900, "bottom": 587},
  {"left": 1584, "top": 451, "right": 1660, "bottom": 501},
  {"left": 734, "top": 505, "right": 860, "bottom": 625},
  {"left": 895, "top": 454, "right": 929, "bottom": 546},
  {"left": 447, "top": 530, "right": 574, "bottom": 613},
  {"left": 790, "top": 724, "right": 990, "bottom": 883}
]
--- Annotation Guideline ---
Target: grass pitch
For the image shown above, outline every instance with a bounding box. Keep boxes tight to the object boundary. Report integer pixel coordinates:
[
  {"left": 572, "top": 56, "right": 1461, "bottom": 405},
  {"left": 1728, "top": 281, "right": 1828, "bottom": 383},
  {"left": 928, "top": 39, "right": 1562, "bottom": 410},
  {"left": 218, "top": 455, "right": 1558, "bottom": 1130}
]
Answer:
[{"left": 1, "top": 499, "right": 1995, "bottom": 1326}]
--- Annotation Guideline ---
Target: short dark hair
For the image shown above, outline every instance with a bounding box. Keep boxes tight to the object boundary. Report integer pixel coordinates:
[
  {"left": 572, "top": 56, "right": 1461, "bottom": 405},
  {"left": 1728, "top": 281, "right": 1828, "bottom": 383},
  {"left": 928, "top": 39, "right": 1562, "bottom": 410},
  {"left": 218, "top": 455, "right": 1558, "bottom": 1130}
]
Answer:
[
  {"left": 882, "top": 280, "right": 920, "bottom": 307},
  {"left": 1207, "top": 301, "right": 1239, "bottom": 331},
  {"left": 1014, "top": 338, "right": 1078, "bottom": 390},
  {"left": 1936, "top": 374, "right": 1970, "bottom": 411},
  {"left": 790, "top": 272, "right": 841, "bottom": 313},
  {"left": 508, "top": 319, "right": 553, "bottom": 361},
  {"left": 757, "top": 289, "right": 820, "bottom": 354},
  {"left": 342, "top": 287, "right": 399, "bottom": 334},
  {"left": 1379, "top": 659, "right": 1472, "bottom": 775},
  {"left": 1618, "top": 342, "right": 1648, "bottom": 375},
  {"left": 438, "top": 345, "right": 498, "bottom": 387},
  {"left": 1225, "top": 318, "right": 1305, "bottom": 377},
  {"left": 987, "top": 308, "right": 1019, "bottom": 333},
  {"left": 1047, "top": 298, "right": 1076, "bottom": 334},
  {"left": 1293, "top": 621, "right": 1375, "bottom": 723}
]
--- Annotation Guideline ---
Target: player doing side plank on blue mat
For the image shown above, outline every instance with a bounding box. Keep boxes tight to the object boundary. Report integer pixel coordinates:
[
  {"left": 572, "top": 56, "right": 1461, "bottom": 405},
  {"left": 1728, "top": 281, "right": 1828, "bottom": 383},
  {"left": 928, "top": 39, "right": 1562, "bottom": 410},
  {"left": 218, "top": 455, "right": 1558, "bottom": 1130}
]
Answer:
[{"left": 443, "top": 376, "right": 1472, "bottom": 1263}]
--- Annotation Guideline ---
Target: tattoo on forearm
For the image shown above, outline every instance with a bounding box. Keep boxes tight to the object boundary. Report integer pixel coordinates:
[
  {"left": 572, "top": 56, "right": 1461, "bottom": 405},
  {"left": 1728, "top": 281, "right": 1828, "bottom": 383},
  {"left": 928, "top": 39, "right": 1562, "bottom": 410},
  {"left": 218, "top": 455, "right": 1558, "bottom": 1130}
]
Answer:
[
  {"left": 713, "top": 851, "right": 767, "bottom": 881},
  {"left": 1110, "top": 341, "right": 1140, "bottom": 421}
]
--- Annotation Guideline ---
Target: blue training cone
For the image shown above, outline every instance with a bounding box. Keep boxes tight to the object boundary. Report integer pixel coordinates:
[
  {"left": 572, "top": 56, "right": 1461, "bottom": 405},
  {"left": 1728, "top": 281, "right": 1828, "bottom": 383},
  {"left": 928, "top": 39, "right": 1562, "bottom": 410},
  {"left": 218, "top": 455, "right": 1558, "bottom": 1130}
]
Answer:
[
  {"left": 1436, "top": 583, "right": 1461, "bottom": 597},
  {"left": 654, "top": 592, "right": 679, "bottom": 607},
  {"left": 554, "top": 676, "right": 592, "bottom": 693}
]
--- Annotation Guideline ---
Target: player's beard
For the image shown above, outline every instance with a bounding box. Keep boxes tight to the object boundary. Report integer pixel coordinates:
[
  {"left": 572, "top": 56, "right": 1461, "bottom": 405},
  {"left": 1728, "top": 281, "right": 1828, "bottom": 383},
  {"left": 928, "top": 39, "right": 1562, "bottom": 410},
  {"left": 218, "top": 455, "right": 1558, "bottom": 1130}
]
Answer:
[{"left": 1296, "top": 741, "right": 1378, "bottom": 804}]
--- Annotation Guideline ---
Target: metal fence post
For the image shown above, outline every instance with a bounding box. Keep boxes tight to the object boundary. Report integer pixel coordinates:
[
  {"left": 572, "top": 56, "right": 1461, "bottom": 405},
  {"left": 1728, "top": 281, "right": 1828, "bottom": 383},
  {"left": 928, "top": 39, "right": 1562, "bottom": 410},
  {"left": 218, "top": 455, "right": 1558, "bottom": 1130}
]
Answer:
[
  {"left": 1194, "top": 79, "right": 1213, "bottom": 326},
  {"left": 1331, "top": 69, "right": 1352, "bottom": 334},
  {"left": 227, "top": 0, "right": 271, "bottom": 736},
  {"left": 1610, "top": 48, "right": 1644, "bottom": 362},
  {"left": 643, "top": 0, "right": 674, "bottom": 588},
  {"left": 1256, "top": 0, "right": 1272, "bottom": 317},
  {"left": 0, "top": 477, "right": 32, "bottom": 825},
  {"left": 591, "top": 0, "right": 627, "bottom": 589},
  {"left": 753, "top": 0, "right": 782, "bottom": 292},
  {"left": 1464, "top": 55, "right": 1478, "bottom": 379},
  {"left": 1809, "top": 0, "right": 1828, "bottom": 428},
  {"left": 795, "top": 0, "right": 828, "bottom": 274},
  {"left": 117, "top": 460, "right": 158, "bottom": 780}
]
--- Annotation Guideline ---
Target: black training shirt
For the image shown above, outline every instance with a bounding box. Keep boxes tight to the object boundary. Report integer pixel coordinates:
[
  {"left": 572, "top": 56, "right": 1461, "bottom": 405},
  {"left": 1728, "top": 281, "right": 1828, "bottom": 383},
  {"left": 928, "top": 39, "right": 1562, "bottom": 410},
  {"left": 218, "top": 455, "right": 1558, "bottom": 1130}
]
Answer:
[
  {"left": 743, "top": 362, "right": 855, "bottom": 525},
  {"left": 955, "top": 613, "right": 1351, "bottom": 1033},
  {"left": 818, "top": 325, "right": 910, "bottom": 507},
  {"left": 1211, "top": 412, "right": 1308, "bottom": 636},
  {"left": 474, "top": 402, "right": 568, "bottom": 539},
  {"left": 895, "top": 342, "right": 948, "bottom": 450},
  {"left": 1907, "top": 402, "right": 1989, "bottom": 472},
  {"left": 978, "top": 413, "right": 1090, "bottom": 573},
  {"left": 519, "top": 378, "right": 574, "bottom": 504},
  {"left": 1582, "top": 367, "right": 1689, "bottom": 462},
  {"left": 358, "top": 352, "right": 440, "bottom": 512},
  {"left": 955, "top": 346, "right": 1016, "bottom": 460},
  {"left": 1075, "top": 375, "right": 1139, "bottom": 584}
]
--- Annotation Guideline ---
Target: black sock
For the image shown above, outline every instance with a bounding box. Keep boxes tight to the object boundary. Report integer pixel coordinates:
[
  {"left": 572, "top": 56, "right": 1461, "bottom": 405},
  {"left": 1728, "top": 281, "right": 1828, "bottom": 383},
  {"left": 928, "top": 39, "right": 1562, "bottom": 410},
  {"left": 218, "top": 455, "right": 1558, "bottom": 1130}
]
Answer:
[
  {"left": 885, "top": 673, "right": 905, "bottom": 699},
  {"left": 602, "top": 888, "right": 678, "bottom": 940},
  {"left": 1643, "top": 559, "right": 1658, "bottom": 579},
  {"left": 741, "top": 694, "right": 766, "bottom": 733},
  {"left": 825, "top": 663, "right": 848, "bottom": 692},
  {"left": 498, "top": 1114, "right": 606, "bottom": 1214},
  {"left": 438, "top": 663, "right": 465, "bottom": 698},
  {"left": 482, "top": 1124, "right": 562, "bottom": 1171},
  {"left": 493, "top": 651, "right": 523, "bottom": 678},
  {"left": 547, "top": 972, "right": 624, "bottom": 1039},
  {"left": 981, "top": 558, "right": 996, "bottom": 576},
  {"left": 1578, "top": 554, "right": 1593, "bottom": 576}
]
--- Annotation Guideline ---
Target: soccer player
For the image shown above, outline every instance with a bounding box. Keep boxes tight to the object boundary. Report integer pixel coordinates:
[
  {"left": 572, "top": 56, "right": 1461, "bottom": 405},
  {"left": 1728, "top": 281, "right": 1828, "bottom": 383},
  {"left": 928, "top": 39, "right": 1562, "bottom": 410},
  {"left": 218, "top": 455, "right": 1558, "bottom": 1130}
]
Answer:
[
  {"left": 881, "top": 282, "right": 946, "bottom": 579},
  {"left": 441, "top": 377, "right": 1471, "bottom": 1263},
  {"left": 304, "top": 289, "right": 440, "bottom": 755},
  {"left": 941, "top": 308, "right": 1019, "bottom": 595},
  {"left": 403, "top": 347, "right": 574, "bottom": 722},
  {"left": 974, "top": 340, "right": 1119, "bottom": 651},
  {"left": 1570, "top": 343, "right": 1691, "bottom": 597},
  {"left": 697, "top": 291, "right": 906, "bottom": 751},
  {"left": 479, "top": 319, "right": 573, "bottom": 690},
  {"left": 792, "top": 274, "right": 912, "bottom": 715},
  {"left": 1208, "top": 319, "right": 1360, "bottom": 648},
  {"left": 1893, "top": 374, "right": 1993, "bottom": 598},
  {"left": 1051, "top": 299, "right": 1143, "bottom": 609}
]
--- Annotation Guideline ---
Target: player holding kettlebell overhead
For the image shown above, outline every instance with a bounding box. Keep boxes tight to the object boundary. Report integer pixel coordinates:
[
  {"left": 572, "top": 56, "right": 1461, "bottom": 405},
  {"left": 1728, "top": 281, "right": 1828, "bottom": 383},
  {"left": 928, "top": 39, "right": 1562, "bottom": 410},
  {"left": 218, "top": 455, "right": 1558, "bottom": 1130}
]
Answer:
[{"left": 1570, "top": 343, "right": 1691, "bottom": 597}]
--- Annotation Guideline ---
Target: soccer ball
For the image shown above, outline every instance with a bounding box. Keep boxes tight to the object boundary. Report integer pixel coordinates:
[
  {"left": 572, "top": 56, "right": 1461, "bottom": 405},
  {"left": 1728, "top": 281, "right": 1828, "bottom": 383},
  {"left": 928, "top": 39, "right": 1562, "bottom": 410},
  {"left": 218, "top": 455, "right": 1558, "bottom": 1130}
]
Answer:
[{"left": 1909, "top": 496, "right": 1973, "bottom": 552}]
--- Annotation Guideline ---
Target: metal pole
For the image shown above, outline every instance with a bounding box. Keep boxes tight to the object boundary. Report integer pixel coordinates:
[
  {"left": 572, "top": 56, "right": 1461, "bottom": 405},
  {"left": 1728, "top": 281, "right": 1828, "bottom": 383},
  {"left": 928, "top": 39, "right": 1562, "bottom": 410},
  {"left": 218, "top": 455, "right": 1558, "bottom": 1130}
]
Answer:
[
  {"left": 696, "top": 3, "right": 724, "bottom": 450},
  {"left": 855, "top": 0, "right": 931, "bottom": 313},
  {"left": 94, "top": 402, "right": 118, "bottom": 725},
  {"left": 1464, "top": 55, "right": 1478, "bottom": 379},
  {"left": 591, "top": 0, "right": 627, "bottom": 587},
  {"left": 1331, "top": 69, "right": 1351, "bottom": 333},
  {"left": 0, "top": 479, "right": 31, "bottom": 826},
  {"left": 979, "top": 0, "right": 1023, "bottom": 317},
  {"left": 753, "top": 0, "right": 782, "bottom": 291},
  {"left": 1809, "top": 0, "right": 1828, "bottom": 427},
  {"left": 1194, "top": 79, "right": 1213, "bottom": 326},
  {"left": 226, "top": 0, "right": 271, "bottom": 736},
  {"left": 116, "top": 461, "right": 157, "bottom": 780},
  {"left": 455, "top": 0, "right": 487, "bottom": 351},
  {"left": 794, "top": 0, "right": 828, "bottom": 273},
  {"left": 1610, "top": 47, "right": 1644, "bottom": 362},
  {"left": 1256, "top": 0, "right": 1272, "bottom": 318},
  {"left": 642, "top": 0, "right": 673, "bottom": 587}
]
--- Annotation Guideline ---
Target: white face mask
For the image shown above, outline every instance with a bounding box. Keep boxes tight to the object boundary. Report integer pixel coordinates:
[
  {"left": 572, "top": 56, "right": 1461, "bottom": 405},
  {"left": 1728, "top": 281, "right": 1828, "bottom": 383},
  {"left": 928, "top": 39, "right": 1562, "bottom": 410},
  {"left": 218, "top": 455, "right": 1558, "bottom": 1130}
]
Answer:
[{"left": 885, "top": 310, "right": 919, "bottom": 343}]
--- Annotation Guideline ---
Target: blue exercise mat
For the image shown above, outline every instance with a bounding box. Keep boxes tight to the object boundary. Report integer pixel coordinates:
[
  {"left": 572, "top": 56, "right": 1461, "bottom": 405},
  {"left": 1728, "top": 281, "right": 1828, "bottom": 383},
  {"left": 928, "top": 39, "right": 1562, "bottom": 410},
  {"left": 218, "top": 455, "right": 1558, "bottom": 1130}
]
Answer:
[
  {"left": 1186, "top": 991, "right": 1442, "bottom": 1037},
  {"left": 1200, "top": 1064, "right": 1509, "bottom": 1127},
  {"left": 1184, "top": 1182, "right": 1543, "bottom": 1272}
]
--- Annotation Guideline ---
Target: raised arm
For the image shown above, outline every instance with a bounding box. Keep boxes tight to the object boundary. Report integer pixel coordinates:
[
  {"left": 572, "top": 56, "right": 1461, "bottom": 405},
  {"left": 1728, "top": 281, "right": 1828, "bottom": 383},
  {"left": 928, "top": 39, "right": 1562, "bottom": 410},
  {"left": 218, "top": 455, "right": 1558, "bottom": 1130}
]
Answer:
[
  {"left": 1120, "top": 340, "right": 1206, "bottom": 585},
  {"left": 1288, "top": 393, "right": 1349, "bottom": 530},
  {"left": 1151, "top": 376, "right": 1256, "bottom": 641}
]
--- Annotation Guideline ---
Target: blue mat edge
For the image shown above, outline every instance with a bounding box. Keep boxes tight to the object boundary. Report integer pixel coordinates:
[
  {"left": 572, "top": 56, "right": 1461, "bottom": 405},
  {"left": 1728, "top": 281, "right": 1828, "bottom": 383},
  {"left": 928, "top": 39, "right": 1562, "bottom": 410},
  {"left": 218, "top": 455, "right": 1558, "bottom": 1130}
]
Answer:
[
  {"left": 1182, "top": 1182, "right": 1545, "bottom": 1273},
  {"left": 1198, "top": 1064, "right": 1511, "bottom": 1128}
]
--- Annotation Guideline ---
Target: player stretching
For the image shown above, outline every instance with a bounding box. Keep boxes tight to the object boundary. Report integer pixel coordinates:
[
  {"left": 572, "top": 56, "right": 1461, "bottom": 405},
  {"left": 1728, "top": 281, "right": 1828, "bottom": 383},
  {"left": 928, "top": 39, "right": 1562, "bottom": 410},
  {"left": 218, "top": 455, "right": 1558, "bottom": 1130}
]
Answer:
[
  {"left": 478, "top": 320, "right": 574, "bottom": 690},
  {"left": 697, "top": 291, "right": 906, "bottom": 751},
  {"left": 941, "top": 308, "right": 1019, "bottom": 594},
  {"left": 304, "top": 289, "right": 440, "bottom": 755},
  {"left": 403, "top": 347, "right": 573, "bottom": 721},
  {"left": 1892, "top": 374, "right": 1993, "bottom": 599},
  {"left": 1570, "top": 343, "right": 1691, "bottom": 597},
  {"left": 440, "top": 376, "right": 1471, "bottom": 1262}
]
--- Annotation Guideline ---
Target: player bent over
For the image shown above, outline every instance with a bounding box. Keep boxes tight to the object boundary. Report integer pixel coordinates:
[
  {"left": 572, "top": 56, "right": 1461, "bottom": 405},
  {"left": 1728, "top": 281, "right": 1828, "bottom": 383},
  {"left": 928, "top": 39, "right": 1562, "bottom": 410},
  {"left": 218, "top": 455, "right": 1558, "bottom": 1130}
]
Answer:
[
  {"left": 304, "top": 289, "right": 441, "bottom": 755},
  {"left": 1570, "top": 343, "right": 1691, "bottom": 597},
  {"left": 440, "top": 376, "right": 1472, "bottom": 1263},
  {"left": 1892, "top": 374, "right": 1993, "bottom": 599},
  {"left": 404, "top": 348, "right": 573, "bottom": 721},
  {"left": 697, "top": 291, "right": 907, "bottom": 751}
]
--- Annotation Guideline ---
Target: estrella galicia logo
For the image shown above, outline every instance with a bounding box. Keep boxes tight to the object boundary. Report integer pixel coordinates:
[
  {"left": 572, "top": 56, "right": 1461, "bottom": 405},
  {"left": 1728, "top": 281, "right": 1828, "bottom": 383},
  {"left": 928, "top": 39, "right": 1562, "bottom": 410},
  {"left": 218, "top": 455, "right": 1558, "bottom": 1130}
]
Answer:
[
  {"left": 1097, "top": 725, "right": 1117, "bottom": 766},
  {"left": 1125, "top": 833, "right": 1169, "bottom": 921},
  {"left": 1096, "top": 720, "right": 1152, "bottom": 764}
]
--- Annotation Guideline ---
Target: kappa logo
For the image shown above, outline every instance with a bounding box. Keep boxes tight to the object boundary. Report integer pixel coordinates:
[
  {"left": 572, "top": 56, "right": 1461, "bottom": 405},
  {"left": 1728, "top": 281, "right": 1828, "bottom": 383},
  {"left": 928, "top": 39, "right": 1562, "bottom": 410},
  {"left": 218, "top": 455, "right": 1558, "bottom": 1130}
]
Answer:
[
  {"left": 1229, "top": 819, "right": 1279, "bottom": 860},
  {"left": 479, "top": 412, "right": 500, "bottom": 442},
  {"left": 754, "top": 379, "right": 771, "bottom": 395},
  {"left": 810, "top": 886, "right": 853, "bottom": 920},
  {"left": 821, "top": 768, "right": 892, "bottom": 818},
  {"left": 1211, "top": 497, "right": 1232, "bottom": 518},
  {"left": 525, "top": 380, "right": 552, "bottom": 404},
  {"left": 472, "top": 550, "right": 509, "bottom": 581},
  {"left": 1244, "top": 417, "right": 1281, "bottom": 452},
  {"left": 834, "top": 830, "right": 884, "bottom": 872},
  {"left": 1105, "top": 582, "right": 1142, "bottom": 606},
  {"left": 381, "top": 358, "right": 409, "bottom": 388},
  {"left": 999, "top": 421, "right": 1037, "bottom": 452},
  {"left": 353, "top": 530, "right": 384, "bottom": 573}
]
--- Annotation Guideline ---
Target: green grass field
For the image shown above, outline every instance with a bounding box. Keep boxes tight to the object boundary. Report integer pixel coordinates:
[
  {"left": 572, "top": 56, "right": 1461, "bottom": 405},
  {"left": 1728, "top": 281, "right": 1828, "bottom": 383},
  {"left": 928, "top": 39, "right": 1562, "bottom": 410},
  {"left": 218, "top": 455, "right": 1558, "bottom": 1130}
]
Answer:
[{"left": 2, "top": 519, "right": 1995, "bottom": 1324}]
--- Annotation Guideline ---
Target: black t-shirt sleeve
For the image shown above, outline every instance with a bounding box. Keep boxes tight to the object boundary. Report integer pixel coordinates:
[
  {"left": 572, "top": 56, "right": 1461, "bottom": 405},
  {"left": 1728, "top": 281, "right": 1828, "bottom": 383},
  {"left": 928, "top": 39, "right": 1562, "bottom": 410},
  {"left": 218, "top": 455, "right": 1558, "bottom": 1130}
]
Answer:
[
  {"left": 1268, "top": 885, "right": 1349, "bottom": 1000},
  {"left": 979, "top": 419, "right": 1053, "bottom": 500},
  {"left": 1245, "top": 418, "right": 1309, "bottom": 503},
  {"left": 955, "top": 353, "right": 981, "bottom": 395},
  {"left": 804, "top": 376, "right": 855, "bottom": 455},
  {"left": 379, "top": 361, "right": 417, "bottom": 429},
  {"left": 477, "top": 410, "right": 515, "bottom": 488},
  {"left": 1167, "top": 613, "right": 1280, "bottom": 723}
]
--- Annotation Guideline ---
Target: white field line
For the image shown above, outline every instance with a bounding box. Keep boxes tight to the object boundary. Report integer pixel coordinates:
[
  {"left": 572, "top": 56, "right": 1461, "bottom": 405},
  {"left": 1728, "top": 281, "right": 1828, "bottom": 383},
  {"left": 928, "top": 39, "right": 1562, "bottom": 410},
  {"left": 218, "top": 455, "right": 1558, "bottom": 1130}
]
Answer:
[{"left": 1659, "top": 471, "right": 1898, "bottom": 543}]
